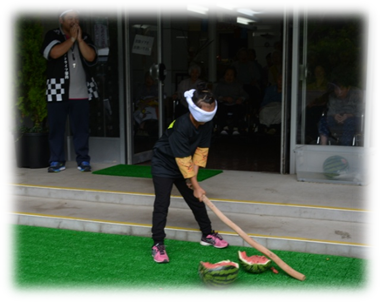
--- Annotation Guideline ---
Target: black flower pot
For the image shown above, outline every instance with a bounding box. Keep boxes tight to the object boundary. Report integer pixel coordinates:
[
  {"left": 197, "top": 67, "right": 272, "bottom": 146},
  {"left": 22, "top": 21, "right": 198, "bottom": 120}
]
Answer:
[{"left": 15, "top": 132, "right": 50, "bottom": 168}]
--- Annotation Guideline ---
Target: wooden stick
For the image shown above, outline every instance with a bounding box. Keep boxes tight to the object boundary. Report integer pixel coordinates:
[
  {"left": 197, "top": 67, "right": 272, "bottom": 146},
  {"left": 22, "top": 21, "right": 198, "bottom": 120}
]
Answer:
[{"left": 203, "top": 196, "right": 306, "bottom": 281}]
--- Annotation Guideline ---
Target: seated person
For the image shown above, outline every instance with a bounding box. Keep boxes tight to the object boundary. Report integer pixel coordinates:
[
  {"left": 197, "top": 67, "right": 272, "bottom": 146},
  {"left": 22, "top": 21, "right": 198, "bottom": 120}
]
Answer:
[
  {"left": 213, "top": 66, "right": 249, "bottom": 135},
  {"left": 305, "top": 91, "right": 329, "bottom": 143},
  {"left": 318, "top": 67, "right": 363, "bottom": 146},
  {"left": 305, "top": 65, "right": 331, "bottom": 144},
  {"left": 232, "top": 48, "right": 263, "bottom": 111},
  {"left": 172, "top": 64, "right": 203, "bottom": 117},
  {"left": 307, "top": 65, "right": 328, "bottom": 92},
  {"left": 259, "top": 74, "right": 282, "bottom": 134},
  {"left": 133, "top": 73, "right": 159, "bottom": 136},
  {"left": 268, "top": 50, "right": 282, "bottom": 86},
  {"left": 304, "top": 66, "right": 329, "bottom": 143}
]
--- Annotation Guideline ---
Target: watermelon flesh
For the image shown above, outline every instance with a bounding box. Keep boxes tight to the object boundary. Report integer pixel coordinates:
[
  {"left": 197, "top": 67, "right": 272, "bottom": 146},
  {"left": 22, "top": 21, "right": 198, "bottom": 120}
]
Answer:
[
  {"left": 238, "top": 251, "right": 272, "bottom": 273},
  {"left": 198, "top": 260, "right": 239, "bottom": 287},
  {"left": 200, "top": 260, "right": 239, "bottom": 269}
]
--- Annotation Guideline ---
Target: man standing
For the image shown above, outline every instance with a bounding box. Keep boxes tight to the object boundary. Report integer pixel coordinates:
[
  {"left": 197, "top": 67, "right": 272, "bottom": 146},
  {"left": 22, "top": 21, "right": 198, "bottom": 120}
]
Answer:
[{"left": 41, "top": 10, "right": 98, "bottom": 172}]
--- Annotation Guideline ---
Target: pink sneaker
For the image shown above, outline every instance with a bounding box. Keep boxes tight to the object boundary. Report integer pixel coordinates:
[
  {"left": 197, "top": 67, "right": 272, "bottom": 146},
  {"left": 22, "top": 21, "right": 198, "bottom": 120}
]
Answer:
[
  {"left": 200, "top": 231, "right": 229, "bottom": 248},
  {"left": 152, "top": 243, "right": 169, "bottom": 263}
]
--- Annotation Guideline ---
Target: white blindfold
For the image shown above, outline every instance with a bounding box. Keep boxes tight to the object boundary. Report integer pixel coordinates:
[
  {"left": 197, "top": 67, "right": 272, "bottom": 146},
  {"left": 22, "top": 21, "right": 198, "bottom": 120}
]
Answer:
[{"left": 184, "top": 89, "right": 217, "bottom": 123}]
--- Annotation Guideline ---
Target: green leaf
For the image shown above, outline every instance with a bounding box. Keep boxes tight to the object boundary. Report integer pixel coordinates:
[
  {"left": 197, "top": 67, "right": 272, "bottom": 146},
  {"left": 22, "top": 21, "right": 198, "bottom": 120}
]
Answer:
[{"left": 14, "top": 17, "right": 47, "bottom": 133}]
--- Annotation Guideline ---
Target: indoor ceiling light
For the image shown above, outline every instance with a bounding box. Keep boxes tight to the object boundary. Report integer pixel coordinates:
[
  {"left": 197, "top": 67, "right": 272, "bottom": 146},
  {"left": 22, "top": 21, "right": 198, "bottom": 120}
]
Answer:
[
  {"left": 237, "top": 16, "right": 255, "bottom": 25},
  {"left": 187, "top": 5, "right": 209, "bottom": 15},
  {"left": 133, "top": 24, "right": 149, "bottom": 29},
  {"left": 216, "top": 3, "right": 235, "bottom": 10}
]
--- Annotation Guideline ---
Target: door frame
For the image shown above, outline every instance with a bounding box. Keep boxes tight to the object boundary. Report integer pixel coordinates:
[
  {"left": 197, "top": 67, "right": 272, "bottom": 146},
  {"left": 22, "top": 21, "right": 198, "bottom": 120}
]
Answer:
[
  {"left": 280, "top": 10, "right": 293, "bottom": 174},
  {"left": 124, "top": 11, "right": 164, "bottom": 165}
]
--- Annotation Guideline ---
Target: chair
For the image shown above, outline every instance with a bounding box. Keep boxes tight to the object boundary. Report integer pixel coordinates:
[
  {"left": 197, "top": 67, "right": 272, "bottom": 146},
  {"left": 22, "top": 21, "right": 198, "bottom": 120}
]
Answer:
[{"left": 316, "top": 111, "right": 364, "bottom": 146}]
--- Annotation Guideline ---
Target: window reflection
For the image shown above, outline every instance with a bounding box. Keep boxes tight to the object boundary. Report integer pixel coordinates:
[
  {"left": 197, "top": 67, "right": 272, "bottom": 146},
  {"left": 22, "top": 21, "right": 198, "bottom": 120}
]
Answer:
[{"left": 299, "top": 14, "right": 366, "bottom": 146}]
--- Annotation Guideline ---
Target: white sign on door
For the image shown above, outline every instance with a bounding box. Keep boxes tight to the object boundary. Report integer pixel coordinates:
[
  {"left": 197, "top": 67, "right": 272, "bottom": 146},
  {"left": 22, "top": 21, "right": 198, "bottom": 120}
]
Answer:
[{"left": 132, "top": 34, "right": 155, "bottom": 56}]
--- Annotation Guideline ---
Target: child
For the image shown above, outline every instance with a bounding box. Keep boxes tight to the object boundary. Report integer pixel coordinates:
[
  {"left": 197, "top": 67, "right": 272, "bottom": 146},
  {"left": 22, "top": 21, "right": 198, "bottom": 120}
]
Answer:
[{"left": 151, "top": 82, "right": 229, "bottom": 263}]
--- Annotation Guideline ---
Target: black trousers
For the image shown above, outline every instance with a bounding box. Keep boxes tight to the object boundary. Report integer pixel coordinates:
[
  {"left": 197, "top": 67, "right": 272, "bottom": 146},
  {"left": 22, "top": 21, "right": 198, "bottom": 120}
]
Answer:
[
  {"left": 151, "top": 176, "right": 213, "bottom": 244},
  {"left": 47, "top": 99, "right": 90, "bottom": 165}
]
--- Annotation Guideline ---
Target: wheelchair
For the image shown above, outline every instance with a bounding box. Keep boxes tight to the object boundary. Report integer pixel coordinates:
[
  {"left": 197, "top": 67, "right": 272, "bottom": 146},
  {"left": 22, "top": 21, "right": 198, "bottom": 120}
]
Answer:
[{"left": 316, "top": 111, "right": 364, "bottom": 146}]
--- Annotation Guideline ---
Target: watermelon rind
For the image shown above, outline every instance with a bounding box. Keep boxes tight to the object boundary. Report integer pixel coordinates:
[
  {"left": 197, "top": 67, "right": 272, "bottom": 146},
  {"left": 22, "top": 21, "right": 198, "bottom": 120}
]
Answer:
[
  {"left": 198, "top": 260, "right": 239, "bottom": 287},
  {"left": 323, "top": 155, "right": 349, "bottom": 179},
  {"left": 238, "top": 251, "right": 272, "bottom": 274}
]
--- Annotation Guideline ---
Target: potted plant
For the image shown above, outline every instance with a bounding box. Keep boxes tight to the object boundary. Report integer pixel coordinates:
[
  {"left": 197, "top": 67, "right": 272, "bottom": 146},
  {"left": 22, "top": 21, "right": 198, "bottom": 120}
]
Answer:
[{"left": 14, "top": 17, "right": 49, "bottom": 168}]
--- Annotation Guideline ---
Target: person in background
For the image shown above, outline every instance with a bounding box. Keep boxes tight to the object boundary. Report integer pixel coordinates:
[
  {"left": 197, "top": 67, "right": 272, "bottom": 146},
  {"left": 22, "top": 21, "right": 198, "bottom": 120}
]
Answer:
[
  {"left": 318, "top": 66, "right": 363, "bottom": 145},
  {"left": 173, "top": 64, "right": 203, "bottom": 117},
  {"left": 232, "top": 48, "right": 262, "bottom": 111},
  {"left": 247, "top": 48, "right": 264, "bottom": 87},
  {"left": 213, "top": 66, "right": 249, "bottom": 135},
  {"left": 133, "top": 72, "right": 159, "bottom": 136},
  {"left": 268, "top": 50, "right": 282, "bottom": 86},
  {"left": 307, "top": 65, "right": 328, "bottom": 93},
  {"left": 259, "top": 74, "right": 283, "bottom": 135},
  {"left": 261, "top": 52, "right": 272, "bottom": 88},
  {"left": 305, "top": 65, "right": 329, "bottom": 143},
  {"left": 41, "top": 9, "right": 98, "bottom": 172},
  {"left": 150, "top": 82, "right": 229, "bottom": 263}
]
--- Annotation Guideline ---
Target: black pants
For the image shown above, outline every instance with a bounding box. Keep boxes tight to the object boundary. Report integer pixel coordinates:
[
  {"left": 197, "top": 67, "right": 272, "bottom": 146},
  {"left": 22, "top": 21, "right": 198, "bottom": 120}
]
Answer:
[
  {"left": 47, "top": 99, "right": 90, "bottom": 165},
  {"left": 151, "top": 176, "right": 213, "bottom": 244}
]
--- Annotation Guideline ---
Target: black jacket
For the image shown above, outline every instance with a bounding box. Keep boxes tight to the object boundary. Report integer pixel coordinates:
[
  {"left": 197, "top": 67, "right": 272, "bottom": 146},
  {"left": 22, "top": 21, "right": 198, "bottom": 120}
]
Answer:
[
  {"left": 41, "top": 27, "right": 98, "bottom": 102},
  {"left": 151, "top": 113, "right": 213, "bottom": 178}
]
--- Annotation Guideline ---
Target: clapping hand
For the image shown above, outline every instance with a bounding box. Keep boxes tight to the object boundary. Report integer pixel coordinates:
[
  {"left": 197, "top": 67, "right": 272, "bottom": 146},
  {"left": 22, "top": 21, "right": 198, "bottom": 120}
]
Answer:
[{"left": 70, "top": 23, "right": 82, "bottom": 42}]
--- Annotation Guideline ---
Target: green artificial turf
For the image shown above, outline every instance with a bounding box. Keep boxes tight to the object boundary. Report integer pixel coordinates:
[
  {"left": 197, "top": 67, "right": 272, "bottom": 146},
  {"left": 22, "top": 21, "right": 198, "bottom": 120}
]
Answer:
[
  {"left": 13, "top": 225, "right": 368, "bottom": 293},
  {"left": 92, "top": 164, "right": 223, "bottom": 181}
]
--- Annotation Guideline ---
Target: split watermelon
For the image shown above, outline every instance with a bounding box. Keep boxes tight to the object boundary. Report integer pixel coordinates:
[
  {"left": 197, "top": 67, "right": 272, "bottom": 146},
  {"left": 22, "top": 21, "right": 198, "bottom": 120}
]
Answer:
[
  {"left": 323, "top": 155, "right": 349, "bottom": 179},
  {"left": 198, "top": 260, "right": 239, "bottom": 287},
  {"left": 238, "top": 251, "right": 272, "bottom": 273}
]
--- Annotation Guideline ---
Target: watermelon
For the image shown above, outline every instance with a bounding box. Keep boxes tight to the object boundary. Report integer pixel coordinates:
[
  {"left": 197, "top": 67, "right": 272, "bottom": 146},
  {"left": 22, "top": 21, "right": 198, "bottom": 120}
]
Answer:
[
  {"left": 323, "top": 155, "right": 349, "bottom": 179},
  {"left": 198, "top": 260, "right": 239, "bottom": 287},
  {"left": 238, "top": 251, "right": 272, "bottom": 273}
]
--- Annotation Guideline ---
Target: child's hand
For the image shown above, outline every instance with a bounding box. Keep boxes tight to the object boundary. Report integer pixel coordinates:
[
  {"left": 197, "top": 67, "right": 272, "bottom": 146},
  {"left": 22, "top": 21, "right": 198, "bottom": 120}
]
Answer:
[
  {"left": 186, "top": 179, "right": 193, "bottom": 189},
  {"left": 193, "top": 186, "right": 206, "bottom": 202}
]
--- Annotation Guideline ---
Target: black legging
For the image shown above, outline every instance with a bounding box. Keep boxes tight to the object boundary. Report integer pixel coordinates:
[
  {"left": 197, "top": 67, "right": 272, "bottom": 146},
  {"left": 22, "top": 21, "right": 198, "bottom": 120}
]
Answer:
[{"left": 151, "top": 175, "right": 213, "bottom": 244}]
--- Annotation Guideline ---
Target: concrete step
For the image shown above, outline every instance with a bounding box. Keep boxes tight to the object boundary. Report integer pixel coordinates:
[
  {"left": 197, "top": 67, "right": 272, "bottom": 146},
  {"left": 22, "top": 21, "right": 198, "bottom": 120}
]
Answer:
[
  {"left": 12, "top": 189, "right": 369, "bottom": 259},
  {"left": 12, "top": 184, "right": 368, "bottom": 223}
]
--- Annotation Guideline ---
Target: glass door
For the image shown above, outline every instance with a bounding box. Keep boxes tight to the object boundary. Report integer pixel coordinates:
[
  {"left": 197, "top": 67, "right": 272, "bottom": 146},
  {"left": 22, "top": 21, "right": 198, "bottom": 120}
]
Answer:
[
  {"left": 69, "top": 11, "right": 165, "bottom": 165},
  {"left": 126, "top": 13, "right": 164, "bottom": 164},
  {"left": 289, "top": 10, "right": 368, "bottom": 173}
]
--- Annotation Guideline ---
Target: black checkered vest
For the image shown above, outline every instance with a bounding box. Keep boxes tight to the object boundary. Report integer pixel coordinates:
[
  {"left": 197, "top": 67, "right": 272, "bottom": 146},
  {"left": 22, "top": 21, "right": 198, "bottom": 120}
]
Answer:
[{"left": 42, "top": 28, "right": 98, "bottom": 102}]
